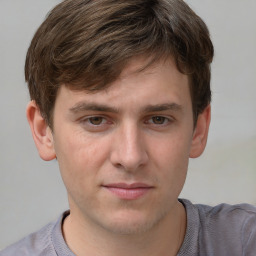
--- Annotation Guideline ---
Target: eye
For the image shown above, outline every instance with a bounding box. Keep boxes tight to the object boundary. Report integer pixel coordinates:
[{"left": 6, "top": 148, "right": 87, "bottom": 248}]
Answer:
[
  {"left": 146, "top": 116, "right": 171, "bottom": 125},
  {"left": 151, "top": 116, "right": 168, "bottom": 125},
  {"left": 79, "top": 116, "right": 112, "bottom": 132},
  {"left": 88, "top": 116, "right": 105, "bottom": 126}
]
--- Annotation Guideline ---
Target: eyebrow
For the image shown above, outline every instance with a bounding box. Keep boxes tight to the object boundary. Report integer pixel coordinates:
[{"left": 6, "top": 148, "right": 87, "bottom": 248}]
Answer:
[
  {"left": 142, "top": 103, "right": 182, "bottom": 113},
  {"left": 69, "top": 102, "right": 119, "bottom": 113},
  {"left": 69, "top": 102, "right": 182, "bottom": 114}
]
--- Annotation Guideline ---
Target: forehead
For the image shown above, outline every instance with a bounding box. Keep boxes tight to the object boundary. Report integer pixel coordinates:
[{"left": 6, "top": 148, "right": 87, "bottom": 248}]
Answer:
[{"left": 55, "top": 57, "right": 191, "bottom": 113}]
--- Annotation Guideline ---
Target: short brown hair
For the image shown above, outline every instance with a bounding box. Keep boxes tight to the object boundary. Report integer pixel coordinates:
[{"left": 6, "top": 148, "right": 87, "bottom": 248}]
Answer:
[{"left": 25, "top": 0, "right": 214, "bottom": 127}]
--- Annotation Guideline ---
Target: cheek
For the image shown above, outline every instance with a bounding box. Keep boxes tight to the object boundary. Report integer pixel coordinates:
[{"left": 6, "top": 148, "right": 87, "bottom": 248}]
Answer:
[
  {"left": 53, "top": 128, "right": 113, "bottom": 188},
  {"left": 149, "top": 133, "right": 191, "bottom": 191},
  {"left": 152, "top": 133, "right": 191, "bottom": 166}
]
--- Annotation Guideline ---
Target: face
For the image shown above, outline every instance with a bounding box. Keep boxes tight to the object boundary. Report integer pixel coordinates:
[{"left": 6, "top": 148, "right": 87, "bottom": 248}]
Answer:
[{"left": 45, "top": 58, "right": 205, "bottom": 235}]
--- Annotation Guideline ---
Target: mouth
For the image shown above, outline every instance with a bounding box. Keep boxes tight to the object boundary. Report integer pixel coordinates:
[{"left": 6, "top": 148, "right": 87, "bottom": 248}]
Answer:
[{"left": 102, "top": 183, "right": 154, "bottom": 200}]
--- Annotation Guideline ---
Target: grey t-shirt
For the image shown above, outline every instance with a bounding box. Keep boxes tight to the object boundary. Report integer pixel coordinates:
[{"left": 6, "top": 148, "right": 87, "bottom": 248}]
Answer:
[{"left": 1, "top": 199, "right": 256, "bottom": 256}]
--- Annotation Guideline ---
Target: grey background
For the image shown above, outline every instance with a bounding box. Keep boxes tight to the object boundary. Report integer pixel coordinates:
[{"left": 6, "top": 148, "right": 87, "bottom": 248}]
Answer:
[{"left": 0, "top": 0, "right": 256, "bottom": 250}]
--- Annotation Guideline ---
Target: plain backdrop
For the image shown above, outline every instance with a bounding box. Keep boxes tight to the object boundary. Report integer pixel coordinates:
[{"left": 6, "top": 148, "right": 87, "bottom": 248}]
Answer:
[{"left": 0, "top": 0, "right": 256, "bottom": 250}]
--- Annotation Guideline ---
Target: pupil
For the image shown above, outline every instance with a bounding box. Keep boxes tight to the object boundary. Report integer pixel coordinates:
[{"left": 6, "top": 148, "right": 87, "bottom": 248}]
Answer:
[
  {"left": 153, "top": 116, "right": 164, "bottom": 124},
  {"left": 90, "top": 117, "right": 102, "bottom": 125}
]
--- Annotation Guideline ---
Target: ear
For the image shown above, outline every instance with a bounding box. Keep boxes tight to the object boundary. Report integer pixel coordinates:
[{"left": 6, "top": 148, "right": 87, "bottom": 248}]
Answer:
[
  {"left": 26, "top": 101, "right": 56, "bottom": 161},
  {"left": 189, "top": 105, "right": 211, "bottom": 158}
]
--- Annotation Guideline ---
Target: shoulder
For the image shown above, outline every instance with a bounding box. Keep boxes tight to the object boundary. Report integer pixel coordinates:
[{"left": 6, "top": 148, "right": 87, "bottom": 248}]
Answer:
[
  {"left": 0, "top": 220, "right": 56, "bottom": 256},
  {"left": 200, "top": 202, "right": 256, "bottom": 255},
  {"left": 196, "top": 202, "right": 256, "bottom": 232},
  {"left": 181, "top": 198, "right": 256, "bottom": 226},
  {"left": 195, "top": 201, "right": 256, "bottom": 218},
  {"left": 199, "top": 202, "right": 256, "bottom": 248},
  {"left": 180, "top": 199, "right": 256, "bottom": 255}
]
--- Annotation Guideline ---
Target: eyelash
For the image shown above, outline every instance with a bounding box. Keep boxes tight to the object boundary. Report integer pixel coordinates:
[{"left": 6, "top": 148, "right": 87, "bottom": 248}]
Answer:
[
  {"left": 79, "top": 115, "right": 173, "bottom": 131},
  {"left": 145, "top": 116, "right": 172, "bottom": 126},
  {"left": 87, "top": 116, "right": 107, "bottom": 126},
  {"left": 80, "top": 116, "right": 110, "bottom": 127}
]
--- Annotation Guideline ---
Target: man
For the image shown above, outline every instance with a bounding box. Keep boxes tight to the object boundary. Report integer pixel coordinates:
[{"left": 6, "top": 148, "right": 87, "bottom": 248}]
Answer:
[{"left": 1, "top": 0, "right": 255, "bottom": 255}]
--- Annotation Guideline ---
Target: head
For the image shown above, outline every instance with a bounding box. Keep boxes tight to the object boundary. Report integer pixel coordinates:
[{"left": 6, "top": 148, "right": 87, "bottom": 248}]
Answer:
[
  {"left": 25, "top": 0, "right": 213, "bottom": 129},
  {"left": 25, "top": 0, "right": 213, "bottom": 239}
]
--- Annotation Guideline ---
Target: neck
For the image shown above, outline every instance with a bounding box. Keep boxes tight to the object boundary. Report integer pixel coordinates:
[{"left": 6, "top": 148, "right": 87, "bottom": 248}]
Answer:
[{"left": 62, "top": 201, "right": 186, "bottom": 256}]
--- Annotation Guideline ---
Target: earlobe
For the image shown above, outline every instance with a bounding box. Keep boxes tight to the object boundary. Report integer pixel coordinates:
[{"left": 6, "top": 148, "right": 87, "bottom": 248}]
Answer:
[
  {"left": 189, "top": 105, "right": 211, "bottom": 158},
  {"left": 26, "top": 101, "right": 56, "bottom": 161}
]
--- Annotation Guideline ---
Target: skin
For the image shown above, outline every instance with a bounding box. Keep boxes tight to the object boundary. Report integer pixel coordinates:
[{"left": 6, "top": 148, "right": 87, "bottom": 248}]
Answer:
[{"left": 27, "top": 57, "right": 210, "bottom": 256}]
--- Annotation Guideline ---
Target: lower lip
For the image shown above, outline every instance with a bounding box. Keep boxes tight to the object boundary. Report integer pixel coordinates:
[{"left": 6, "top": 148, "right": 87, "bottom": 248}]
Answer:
[{"left": 104, "top": 187, "right": 152, "bottom": 200}]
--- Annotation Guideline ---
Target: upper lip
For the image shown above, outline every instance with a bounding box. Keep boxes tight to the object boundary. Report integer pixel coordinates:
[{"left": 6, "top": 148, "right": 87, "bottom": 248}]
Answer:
[{"left": 102, "top": 183, "right": 154, "bottom": 189}]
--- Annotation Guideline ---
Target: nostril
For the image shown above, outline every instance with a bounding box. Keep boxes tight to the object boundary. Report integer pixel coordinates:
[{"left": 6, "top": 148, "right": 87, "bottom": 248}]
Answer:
[{"left": 115, "top": 162, "right": 123, "bottom": 169}]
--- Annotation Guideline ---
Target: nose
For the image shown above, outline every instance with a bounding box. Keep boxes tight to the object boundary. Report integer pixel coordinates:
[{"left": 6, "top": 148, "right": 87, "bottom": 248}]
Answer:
[{"left": 110, "top": 123, "right": 148, "bottom": 172}]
